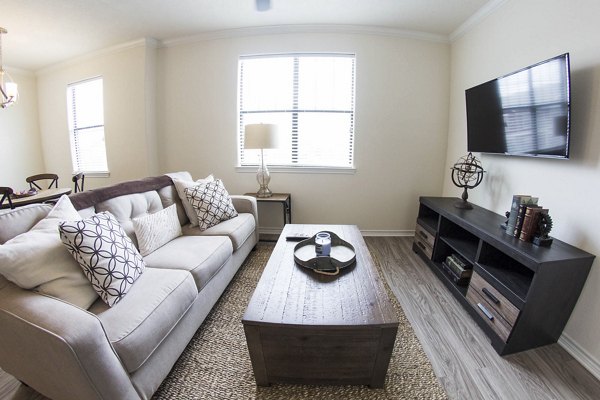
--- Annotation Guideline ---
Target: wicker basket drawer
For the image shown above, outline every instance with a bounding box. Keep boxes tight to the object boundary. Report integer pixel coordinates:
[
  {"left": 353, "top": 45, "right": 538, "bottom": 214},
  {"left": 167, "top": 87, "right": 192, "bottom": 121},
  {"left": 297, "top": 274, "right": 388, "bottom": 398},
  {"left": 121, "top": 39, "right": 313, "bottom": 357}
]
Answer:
[
  {"left": 469, "top": 271, "right": 520, "bottom": 326},
  {"left": 414, "top": 223, "right": 434, "bottom": 259},
  {"left": 467, "top": 288, "right": 512, "bottom": 342}
]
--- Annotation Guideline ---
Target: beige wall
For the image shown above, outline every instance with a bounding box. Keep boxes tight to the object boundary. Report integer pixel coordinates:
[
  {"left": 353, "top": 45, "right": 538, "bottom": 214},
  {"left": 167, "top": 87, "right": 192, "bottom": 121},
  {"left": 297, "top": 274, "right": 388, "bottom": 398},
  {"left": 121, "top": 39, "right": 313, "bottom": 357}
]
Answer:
[
  {"left": 445, "top": 0, "right": 600, "bottom": 373},
  {"left": 0, "top": 70, "right": 44, "bottom": 190},
  {"left": 36, "top": 40, "right": 158, "bottom": 189},
  {"left": 158, "top": 32, "right": 450, "bottom": 233}
]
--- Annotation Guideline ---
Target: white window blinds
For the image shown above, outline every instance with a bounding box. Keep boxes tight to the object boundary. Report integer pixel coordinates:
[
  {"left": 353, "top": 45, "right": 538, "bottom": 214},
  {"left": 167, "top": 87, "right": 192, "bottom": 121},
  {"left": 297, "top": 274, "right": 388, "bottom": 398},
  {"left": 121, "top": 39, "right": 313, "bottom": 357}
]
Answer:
[
  {"left": 66, "top": 77, "right": 109, "bottom": 174},
  {"left": 238, "top": 54, "right": 356, "bottom": 168}
]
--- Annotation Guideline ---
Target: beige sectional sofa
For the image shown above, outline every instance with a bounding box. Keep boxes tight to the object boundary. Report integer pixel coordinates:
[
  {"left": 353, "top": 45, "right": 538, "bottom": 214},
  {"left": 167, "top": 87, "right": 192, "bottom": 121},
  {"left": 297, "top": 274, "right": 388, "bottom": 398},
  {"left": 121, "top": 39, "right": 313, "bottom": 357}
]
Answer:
[{"left": 0, "top": 172, "right": 258, "bottom": 399}]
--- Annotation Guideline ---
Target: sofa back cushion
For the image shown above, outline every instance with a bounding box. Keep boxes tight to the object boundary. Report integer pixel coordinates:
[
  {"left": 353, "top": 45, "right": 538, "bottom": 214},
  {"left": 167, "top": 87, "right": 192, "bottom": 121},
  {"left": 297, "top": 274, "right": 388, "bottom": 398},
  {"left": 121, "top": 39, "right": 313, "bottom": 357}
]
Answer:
[
  {"left": 95, "top": 191, "right": 164, "bottom": 248},
  {"left": 68, "top": 174, "right": 191, "bottom": 245},
  {"left": 157, "top": 184, "right": 188, "bottom": 226},
  {"left": 0, "top": 204, "right": 52, "bottom": 244}
]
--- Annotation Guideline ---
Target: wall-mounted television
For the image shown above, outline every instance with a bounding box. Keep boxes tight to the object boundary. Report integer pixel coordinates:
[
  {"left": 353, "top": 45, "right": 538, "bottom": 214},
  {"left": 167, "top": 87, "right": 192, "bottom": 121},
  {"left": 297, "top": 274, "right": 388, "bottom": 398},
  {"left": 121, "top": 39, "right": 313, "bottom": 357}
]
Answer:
[{"left": 466, "top": 53, "right": 571, "bottom": 159}]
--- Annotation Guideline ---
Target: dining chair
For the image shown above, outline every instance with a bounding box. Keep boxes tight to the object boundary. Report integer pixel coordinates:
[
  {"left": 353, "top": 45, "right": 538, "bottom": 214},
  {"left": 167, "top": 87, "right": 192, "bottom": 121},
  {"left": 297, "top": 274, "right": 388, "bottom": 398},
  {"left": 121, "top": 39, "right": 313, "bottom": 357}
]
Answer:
[
  {"left": 0, "top": 187, "right": 15, "bottom": 209},
  {"left": 26, "top": 173, "right": 59, "bottom": 190},
  {"left": 72, "top": 172, "right": 85, "bottom": 193}
]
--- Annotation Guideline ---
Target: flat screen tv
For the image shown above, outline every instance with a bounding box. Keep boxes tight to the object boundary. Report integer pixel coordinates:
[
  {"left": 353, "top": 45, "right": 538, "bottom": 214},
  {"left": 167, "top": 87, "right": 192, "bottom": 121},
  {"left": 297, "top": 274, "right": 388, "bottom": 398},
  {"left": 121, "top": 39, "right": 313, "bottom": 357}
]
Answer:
[{"left": 466, "top": 53, "right": 571, "bottom": 159}]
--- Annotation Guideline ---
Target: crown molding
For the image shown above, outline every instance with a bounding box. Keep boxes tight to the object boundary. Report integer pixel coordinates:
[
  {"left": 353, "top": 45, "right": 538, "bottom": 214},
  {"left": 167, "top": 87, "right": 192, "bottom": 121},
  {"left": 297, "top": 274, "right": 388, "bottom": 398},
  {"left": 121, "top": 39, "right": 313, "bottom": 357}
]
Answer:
[
  {"left": 161, "top": 24, "right": 449, "bottom": 48},
  {"left": 2, "top": 66, "right": 35, "bottom": 77},
  {"left": 36, "top": 37, "right": 158, "bottom": 76},
  {"left": 450, "top": 0, "right": 509, "bottom": 41}
]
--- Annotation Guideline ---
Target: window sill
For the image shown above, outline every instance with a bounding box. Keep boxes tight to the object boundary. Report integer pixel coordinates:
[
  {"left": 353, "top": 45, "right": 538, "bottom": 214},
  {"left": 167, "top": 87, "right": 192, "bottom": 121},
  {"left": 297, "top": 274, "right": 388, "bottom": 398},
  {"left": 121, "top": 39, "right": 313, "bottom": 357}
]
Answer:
[
  {"left": 235, "top": 166, "right": 356, "bottom": 174},
  {"left": 73, "top": 171, "right": 110, "bottom": 178}
]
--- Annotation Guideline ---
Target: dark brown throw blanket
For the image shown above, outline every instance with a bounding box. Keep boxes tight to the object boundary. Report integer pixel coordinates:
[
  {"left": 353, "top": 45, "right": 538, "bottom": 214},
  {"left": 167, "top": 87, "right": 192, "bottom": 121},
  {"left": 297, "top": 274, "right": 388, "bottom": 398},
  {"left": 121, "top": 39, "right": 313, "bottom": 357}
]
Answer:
[{"left": 68, "top": 175, "right": 173, "bottom": 210}]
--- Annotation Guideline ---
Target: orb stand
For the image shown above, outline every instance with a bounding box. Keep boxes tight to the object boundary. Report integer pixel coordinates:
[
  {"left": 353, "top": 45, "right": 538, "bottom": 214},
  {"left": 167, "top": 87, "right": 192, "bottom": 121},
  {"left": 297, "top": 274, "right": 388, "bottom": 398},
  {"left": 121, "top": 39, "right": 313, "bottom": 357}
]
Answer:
[{"left": 455, "top": 187, "right": 473, "bottom": 209}]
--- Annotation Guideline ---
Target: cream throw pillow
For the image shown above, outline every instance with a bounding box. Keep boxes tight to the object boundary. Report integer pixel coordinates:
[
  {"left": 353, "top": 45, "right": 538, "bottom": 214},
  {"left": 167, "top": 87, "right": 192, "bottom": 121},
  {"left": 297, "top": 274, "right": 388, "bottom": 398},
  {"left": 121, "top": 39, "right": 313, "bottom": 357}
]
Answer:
[
  {"left": 133, "top": 204, "right": 182, "bottom": 256},
  {"left": 173, "top": 174, "right": 214, "bottom": 226},
  {"left": 0, "top": 195, "right": 98, "bottom": 309}
]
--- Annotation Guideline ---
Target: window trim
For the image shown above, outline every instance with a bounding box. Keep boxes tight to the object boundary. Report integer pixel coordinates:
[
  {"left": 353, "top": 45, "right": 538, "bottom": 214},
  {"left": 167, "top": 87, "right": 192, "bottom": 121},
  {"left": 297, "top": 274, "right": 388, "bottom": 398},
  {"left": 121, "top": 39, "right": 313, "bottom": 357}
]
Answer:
[
  {"left": 237, "top": 52, "right": 356, "bottom": 169},
  {"left": 66, "top": 76, "right": 110, "bottom": 175},
  {"left": 235, "top": 165, "right": 356, "bottom": 174}
]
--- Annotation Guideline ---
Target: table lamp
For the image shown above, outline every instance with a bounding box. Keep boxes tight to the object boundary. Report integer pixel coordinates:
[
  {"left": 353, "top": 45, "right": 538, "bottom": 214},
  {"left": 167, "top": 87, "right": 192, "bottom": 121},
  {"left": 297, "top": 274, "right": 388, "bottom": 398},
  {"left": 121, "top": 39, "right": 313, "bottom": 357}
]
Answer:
[{"left": 244, "top": 123, "right": 279, "bottom": 198}]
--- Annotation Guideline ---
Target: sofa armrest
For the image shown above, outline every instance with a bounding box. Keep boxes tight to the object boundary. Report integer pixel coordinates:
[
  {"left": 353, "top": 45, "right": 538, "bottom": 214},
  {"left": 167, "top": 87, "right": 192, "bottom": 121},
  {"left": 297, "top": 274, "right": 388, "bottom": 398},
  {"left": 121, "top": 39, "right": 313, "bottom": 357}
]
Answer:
[
  {"left": 0, "top": 284, "right": 139, "bottom": 400},
  {"left": 230, "top": 195, "right": 259, "bottom": 243},
  {"left": 230, "top": 195, "right": 258, "bottom": 216}
]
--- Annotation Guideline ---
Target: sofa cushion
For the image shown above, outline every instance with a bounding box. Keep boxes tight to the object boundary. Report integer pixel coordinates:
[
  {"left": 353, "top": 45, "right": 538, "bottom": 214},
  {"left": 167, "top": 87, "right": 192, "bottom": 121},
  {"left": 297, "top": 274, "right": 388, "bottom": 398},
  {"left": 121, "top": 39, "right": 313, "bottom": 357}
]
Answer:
[
  {"left": 95, "top": 190, "right": 164, "bottom": 248},
  {"left": 0, "top": 196, "right": 98, "bottom": 309},
  {"left": 133, "top": 204, "right": 182, "bottom": 256},
  {"left": 59, "top": 211, "right": 146, "bottom": 307},
  {"left": 143, "top": 235, "right": 232, "bottom": 291},
  {"left": 184, "top": 179, "right": 238, "bottom": 231},
  {"left": 0, "top": 203, "right": 52, "bottom": 244},
  {"left": 89, "top": 268, "right": 197, "bottom": 373},
  {"left": 182, "top": 213, "right": 256, "bottom": 251},
  {"left": 157, "top": 183, "right": 188, "bottom": 226}
]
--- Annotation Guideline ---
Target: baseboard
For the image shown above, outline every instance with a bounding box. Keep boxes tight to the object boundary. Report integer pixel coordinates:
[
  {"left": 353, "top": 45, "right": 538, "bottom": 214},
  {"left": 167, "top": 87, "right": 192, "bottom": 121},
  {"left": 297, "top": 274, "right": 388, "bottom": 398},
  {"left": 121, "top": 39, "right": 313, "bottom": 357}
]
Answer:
[
  {"left": 258, "top": 227, "right": 285, "bottom": 235},
  {"left": 258, "top": 227, "right": 414, "bottom": 237},
  {"left": 558, "top": 333, "right": 600, "bottom": 380},
  {"left": 361, "top": 230, "right": 414, "bottom": 237}
]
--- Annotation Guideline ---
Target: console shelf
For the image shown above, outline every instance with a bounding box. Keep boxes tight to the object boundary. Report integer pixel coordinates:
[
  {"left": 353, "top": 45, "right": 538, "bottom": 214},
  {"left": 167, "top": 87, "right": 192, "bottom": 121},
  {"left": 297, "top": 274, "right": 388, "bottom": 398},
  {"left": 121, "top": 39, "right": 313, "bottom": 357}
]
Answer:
[{"left": 413, "top": 197, "right": 595, "bottom": 355}]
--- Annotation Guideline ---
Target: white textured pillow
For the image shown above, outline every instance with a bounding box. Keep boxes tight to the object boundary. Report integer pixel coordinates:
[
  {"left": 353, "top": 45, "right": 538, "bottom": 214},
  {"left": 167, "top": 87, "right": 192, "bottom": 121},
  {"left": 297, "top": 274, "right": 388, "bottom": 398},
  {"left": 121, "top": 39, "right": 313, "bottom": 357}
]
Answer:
[
  {"left": 59, "top": 211, "right": 146, "bottom": 307},
  {"left": 0, "top": 195, "right": 98, "bottom": 309},
  {"left": 184, "top": 179, "right": 238, "bottom": 231},
  {"left": 173, "top": 174, "right": 214, "bottom": 226},
  {"left": 133, "top": 204, "right": 182, "bottom": 256}
]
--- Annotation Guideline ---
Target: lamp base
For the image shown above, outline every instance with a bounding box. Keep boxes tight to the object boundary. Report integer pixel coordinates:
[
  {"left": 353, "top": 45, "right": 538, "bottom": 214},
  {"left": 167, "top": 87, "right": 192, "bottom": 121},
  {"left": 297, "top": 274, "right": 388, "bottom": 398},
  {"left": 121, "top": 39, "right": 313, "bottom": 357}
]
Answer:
[
  {"left": 256, "top": 150, "right": 272, "bottom": 198},
  {"left": 256, "top": 187, "right": 273, "bottom": 198}
]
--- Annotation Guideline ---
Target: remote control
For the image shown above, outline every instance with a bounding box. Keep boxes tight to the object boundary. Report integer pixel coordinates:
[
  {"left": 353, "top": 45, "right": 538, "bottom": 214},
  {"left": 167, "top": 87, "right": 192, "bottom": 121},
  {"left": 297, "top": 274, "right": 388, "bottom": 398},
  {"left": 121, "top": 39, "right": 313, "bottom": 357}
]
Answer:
[{"left": 285, "top": 234, "right": 310, "bottom": 241}]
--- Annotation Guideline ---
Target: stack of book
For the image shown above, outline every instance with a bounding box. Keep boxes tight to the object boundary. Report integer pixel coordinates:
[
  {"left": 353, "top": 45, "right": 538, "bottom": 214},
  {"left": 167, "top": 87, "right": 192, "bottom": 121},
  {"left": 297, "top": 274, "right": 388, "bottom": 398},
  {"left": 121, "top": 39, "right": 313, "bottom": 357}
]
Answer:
[
  {"left": 441, "top": 254, "right": 472, "bottom": 286},
  {"left": 504, "top": 194, "right": 549, "bottom": 242}
]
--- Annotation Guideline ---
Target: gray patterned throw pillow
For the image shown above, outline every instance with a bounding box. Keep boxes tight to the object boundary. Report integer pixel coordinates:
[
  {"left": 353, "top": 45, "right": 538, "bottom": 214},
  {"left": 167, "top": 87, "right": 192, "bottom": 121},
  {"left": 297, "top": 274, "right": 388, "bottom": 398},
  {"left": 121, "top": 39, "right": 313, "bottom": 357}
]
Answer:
[
  {"left": 59, "top": 211, "right": 146, "bottom": 307},
  {"left": 184, "top": 179, "right": 238, "bottom": 231}
]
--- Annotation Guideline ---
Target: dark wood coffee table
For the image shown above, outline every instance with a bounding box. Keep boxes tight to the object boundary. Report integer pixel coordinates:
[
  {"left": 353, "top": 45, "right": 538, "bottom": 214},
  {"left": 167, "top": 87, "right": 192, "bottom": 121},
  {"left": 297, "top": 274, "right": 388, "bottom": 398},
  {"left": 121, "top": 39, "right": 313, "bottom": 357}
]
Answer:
[{"left": 242, "top": 224, "right": 398, "bottom": 388}]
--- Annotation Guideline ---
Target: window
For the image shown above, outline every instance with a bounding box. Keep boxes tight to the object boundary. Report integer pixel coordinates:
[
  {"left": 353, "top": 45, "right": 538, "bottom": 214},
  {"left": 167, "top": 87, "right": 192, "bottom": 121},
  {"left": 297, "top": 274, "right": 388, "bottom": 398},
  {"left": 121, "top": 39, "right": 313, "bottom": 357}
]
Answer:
[
  {"left": 66, "top": 77, "right": 109, "bottom": 174},
  {"left": 238, "top": 53, "right": 355, "bottom": 169}
]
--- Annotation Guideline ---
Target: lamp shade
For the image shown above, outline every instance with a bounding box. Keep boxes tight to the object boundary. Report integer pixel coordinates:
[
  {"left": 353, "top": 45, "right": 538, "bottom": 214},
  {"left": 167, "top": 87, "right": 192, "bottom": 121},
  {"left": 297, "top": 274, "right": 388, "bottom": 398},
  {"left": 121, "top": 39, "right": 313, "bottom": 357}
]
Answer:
[
  {"left": 4, "top": 81, "right": 17, "bottom": 98},
  {"left": 244, "top": 124, "right": 280, "bottom": 149}
]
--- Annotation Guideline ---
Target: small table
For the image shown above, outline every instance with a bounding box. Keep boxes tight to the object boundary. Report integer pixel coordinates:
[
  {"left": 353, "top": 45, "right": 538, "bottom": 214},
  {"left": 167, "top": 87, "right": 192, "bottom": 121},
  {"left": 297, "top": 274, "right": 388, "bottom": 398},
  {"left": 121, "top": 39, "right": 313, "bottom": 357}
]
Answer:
[
  {"left": 244, "top": 192, "right": 291, "bottom": 226},
  {"left": 242, "top": 224, "right": 398, "bottom": 388},
  {"left": 1, "top": 187, "right": 72, "bottom": 209}
]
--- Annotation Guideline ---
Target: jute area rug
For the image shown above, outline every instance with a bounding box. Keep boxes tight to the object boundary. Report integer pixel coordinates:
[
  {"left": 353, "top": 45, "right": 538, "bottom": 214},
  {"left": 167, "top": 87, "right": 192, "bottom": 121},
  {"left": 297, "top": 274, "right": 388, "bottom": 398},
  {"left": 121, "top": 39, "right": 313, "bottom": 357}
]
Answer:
[{"left": 153, "top": 242, "right": 447, "bottom": 400}]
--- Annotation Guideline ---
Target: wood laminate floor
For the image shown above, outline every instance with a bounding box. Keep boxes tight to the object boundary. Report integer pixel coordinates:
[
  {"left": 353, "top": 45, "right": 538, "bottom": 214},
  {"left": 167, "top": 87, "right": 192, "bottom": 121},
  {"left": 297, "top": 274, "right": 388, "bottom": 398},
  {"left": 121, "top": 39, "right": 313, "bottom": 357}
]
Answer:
[
  {"left": 365, "top": 236, "right": 600, "bottom": 400},
  {"left": 1, "top": 236, "right": 599, "bottom": 399}
]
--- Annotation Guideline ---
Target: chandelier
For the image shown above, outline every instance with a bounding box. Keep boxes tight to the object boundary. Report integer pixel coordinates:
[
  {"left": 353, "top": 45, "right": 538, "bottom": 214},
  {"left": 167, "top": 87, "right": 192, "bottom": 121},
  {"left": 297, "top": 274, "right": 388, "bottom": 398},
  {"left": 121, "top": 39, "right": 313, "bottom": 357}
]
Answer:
[{"left": 0, "top": 27, "right": 18, "bottom": 108}]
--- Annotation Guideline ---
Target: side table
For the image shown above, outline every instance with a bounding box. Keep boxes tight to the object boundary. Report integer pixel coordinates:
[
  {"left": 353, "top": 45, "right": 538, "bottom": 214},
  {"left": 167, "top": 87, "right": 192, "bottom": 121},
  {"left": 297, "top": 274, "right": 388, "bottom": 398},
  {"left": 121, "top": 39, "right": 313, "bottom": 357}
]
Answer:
[{"left": 244, "top": 192, "right": 291, "bottom": 226}]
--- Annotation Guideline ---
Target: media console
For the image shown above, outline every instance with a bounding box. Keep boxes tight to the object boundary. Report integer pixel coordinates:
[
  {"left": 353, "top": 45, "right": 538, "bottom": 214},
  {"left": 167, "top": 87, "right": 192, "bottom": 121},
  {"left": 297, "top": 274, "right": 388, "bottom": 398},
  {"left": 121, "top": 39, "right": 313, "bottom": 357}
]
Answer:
[{"left": 413, "top": 197, "right": 595, "bottom": 355}]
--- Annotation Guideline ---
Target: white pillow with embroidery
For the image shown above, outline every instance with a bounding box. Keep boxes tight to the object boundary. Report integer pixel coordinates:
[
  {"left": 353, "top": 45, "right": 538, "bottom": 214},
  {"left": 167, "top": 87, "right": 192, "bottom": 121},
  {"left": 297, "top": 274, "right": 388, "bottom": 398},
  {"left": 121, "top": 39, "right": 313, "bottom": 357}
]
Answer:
[{"left": 133, "top": 204, "right": 182, "bottom": 256}]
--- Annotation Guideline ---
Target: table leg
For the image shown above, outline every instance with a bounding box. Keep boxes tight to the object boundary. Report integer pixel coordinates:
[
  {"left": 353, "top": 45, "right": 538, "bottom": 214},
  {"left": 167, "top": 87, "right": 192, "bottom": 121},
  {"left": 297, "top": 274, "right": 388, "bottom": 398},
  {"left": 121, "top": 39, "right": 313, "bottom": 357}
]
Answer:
[{"left": 283, "top": 196, "right": 292, "bottom": 224}]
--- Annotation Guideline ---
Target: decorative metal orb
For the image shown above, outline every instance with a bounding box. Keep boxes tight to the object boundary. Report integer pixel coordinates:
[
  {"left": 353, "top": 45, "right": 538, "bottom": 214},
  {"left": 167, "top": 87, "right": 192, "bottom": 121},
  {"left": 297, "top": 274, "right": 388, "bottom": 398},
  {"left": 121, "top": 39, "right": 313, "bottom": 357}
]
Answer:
[{"left": 451, "top": 152, "right": 485, "bottom": 209}]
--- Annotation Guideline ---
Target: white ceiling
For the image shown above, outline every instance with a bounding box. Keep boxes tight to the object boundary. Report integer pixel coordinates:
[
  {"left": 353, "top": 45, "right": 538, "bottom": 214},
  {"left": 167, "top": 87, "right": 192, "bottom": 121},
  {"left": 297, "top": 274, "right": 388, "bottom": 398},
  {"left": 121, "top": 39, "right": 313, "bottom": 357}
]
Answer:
[{"left": 1, "top": 0, "right": 500, "bottom": 71}]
